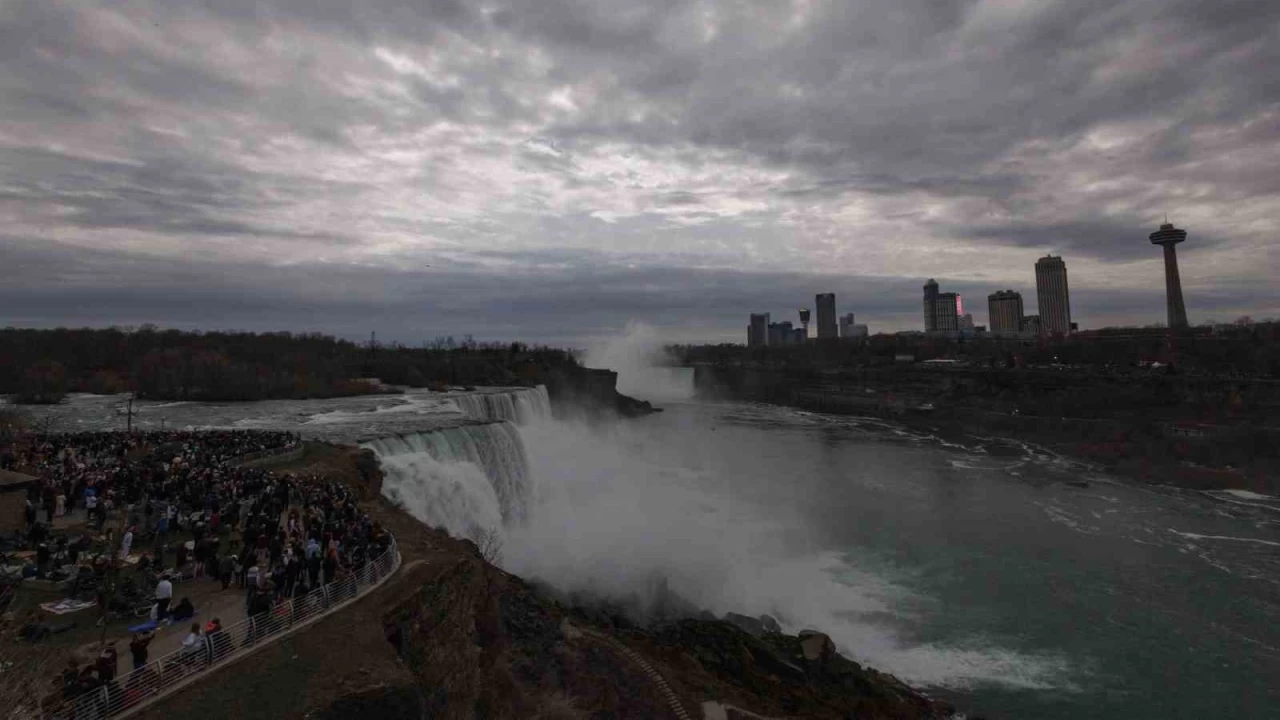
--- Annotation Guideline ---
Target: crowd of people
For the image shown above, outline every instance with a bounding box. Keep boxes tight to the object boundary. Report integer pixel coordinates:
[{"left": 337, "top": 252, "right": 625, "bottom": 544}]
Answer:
[{"left": 2, "top": 429, "right": 395, "bottom": 717}]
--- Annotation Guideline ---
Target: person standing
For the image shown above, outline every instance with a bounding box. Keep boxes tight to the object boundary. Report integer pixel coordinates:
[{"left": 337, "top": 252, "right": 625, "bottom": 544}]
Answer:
[
  {"left": 154, "top": 573, "right": 173, "bottom": 621},
  {"left": 129, "top": 630, "right": 154, "bottom": 671},
  {"left": 119, "top": 526, "right": 134, "bottom": 562}
]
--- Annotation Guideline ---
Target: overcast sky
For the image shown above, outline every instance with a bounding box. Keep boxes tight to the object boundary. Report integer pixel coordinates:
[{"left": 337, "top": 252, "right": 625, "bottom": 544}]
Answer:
[{"left": 2, "top": 0, "right": 1278, "bottom": 346}]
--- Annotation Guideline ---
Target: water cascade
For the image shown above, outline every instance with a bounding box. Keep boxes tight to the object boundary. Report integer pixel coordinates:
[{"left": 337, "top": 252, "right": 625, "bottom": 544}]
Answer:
[
  {"left": 364, "top": 422, "right": 533, "bottom": 536},
  {"left": 448, "top": 385, "right": 551, "bottom": 424}
]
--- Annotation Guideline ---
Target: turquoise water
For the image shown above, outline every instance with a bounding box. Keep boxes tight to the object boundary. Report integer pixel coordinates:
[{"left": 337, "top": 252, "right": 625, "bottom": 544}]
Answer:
[{"left": 622, "top": 402, "right": 1280, "bottom": 719}]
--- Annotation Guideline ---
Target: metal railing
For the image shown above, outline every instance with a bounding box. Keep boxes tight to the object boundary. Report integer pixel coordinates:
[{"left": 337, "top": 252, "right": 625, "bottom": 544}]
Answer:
[{"left": 45, "top": 537, "right": 400, "bottom": 720}]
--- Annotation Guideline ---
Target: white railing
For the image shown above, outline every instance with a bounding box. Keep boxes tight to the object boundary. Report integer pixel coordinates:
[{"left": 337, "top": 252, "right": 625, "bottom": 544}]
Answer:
[{"left": 45, "top": 537, "right": 400, "bottom": 720}]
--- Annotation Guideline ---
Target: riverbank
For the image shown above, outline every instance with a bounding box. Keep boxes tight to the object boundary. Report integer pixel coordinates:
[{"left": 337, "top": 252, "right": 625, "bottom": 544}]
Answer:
[
  {"left": 131, "top": 441, "right": 959, "bottom": 720},
  {"left": 692, "top": 363, "right": 1279, "bottom": 493}
]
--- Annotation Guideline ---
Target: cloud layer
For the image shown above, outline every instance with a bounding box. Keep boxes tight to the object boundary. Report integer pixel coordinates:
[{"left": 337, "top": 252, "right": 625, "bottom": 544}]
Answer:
[{"left": 2, "top": 0, "right": 1278, "bottom": 343}]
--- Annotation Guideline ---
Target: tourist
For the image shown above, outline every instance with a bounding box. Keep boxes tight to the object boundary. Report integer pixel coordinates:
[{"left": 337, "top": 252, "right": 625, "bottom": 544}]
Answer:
[
  {"left": 180, "top": 623, "right": 204, "bottom": 672},
  {"left": 119, "top": 525, "right": 133, "bottom": 561},
  {"left": 171, "top": 596, "right": 195, "bottom": 622},
  {"left": 129, "top": 630, "right": 154, "bottom": 670},
  {"left": 154, "top": 573, "right": 173, "bottom": 621},
  {"left": 219, "top": 553, "right": 235, "bottom": 590},
  {"left": 95, "top": 641, "right": 119, "bottom": 683}
]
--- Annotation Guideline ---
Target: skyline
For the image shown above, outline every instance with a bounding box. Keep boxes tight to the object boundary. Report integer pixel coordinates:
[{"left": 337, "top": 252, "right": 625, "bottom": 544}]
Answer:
[{"left": 3, "top": 1, "right": 1280, "bottom": 346}]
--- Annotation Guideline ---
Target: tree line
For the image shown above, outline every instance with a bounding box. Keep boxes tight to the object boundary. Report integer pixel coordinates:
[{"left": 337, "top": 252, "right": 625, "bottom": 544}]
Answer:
[{"left": 0, "top": 326, "right": 578, "bottom": 404}]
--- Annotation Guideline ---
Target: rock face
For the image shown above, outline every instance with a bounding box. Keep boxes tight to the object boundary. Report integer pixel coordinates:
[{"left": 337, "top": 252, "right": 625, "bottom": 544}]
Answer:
[
  {"left": 376, "top": 549, "right": 953, "bottom": 719},
  {"left": 539, "top": 365, "right": 658, "bottom": 418},
  {"left": 632, "top": 620, "right": 954, "bottom": 720},
  {"left": 798, "top": 630, "right": 837, "bottom": 669}
]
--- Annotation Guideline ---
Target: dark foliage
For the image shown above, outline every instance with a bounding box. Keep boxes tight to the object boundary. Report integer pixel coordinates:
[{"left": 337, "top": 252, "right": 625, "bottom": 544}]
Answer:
[{"left": 0, "top": 326, "right": 578, "bottom": 402}]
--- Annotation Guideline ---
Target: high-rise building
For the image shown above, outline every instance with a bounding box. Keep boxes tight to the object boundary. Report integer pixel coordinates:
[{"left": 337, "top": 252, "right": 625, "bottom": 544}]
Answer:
[
  {"left": 1149, "top": 221, "right": 1189, "bottom": 329},
  {"left": 1023, "top": 314, "right": 1041, "bottom": 336},
  {"left": 933, "top": 292, "right": 961, "bottom": 332},
  {"left": 748, "top": 313, "right": 770, "bottom": 347},
  {"left": 838, "top": 312, "right": 856, "bottom": 338},
  {"left": 791, "top": 327, "right": 807, "bottom": 344},
  {"left": 922, "top": 279, "right": 940, "bottom": 331},
  {"left": 958, "top": 313, "right": 975, "bottom": 330},
  {"left": 768, "top": 321, "right": 795, "bottom": 346},
  {"left": 815, "top": 293, "right": 837, "bottom": 339},
  {"left": 798, "top": 308, "right": 811, "bottom": 339},
  {"left": 1035, "top": 255, "right": 1071, "bottom": 335},
  {"left": 987, "top": 290, "right": 1024, "bottom": 336}
]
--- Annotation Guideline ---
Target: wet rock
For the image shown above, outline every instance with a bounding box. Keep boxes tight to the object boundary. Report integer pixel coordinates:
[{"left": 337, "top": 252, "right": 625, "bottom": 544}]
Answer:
[
  {"left": 723, "top": 612, "right": 765, "bottom": 637},
  {"left": 798, "top": 630, "right": 836, "bottom": 669},
  {"left": 759, "top": 615, "right": 781, "bottom": 634}
]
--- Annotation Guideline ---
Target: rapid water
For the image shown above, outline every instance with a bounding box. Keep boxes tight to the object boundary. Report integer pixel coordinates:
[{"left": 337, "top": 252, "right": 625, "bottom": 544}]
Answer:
[
  {"left": 444, "top": 386, "right": 551, "bottom": 425},
  {"left": 365, "top": 423, "right": 531, "bottom": 530},
  {"left": 371, "top": 398, "right": 1280, "bottom": 720}
]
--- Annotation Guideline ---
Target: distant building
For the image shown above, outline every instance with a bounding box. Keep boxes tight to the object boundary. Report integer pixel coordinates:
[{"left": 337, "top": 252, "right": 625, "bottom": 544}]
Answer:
[
  {"left": 923, "top": 280, "right": 961, "bottom": 333},
  {"left": 839, "top": 312, "right": 856, "bottom": 338},
  {"left": 792, "top": 327, "right": 807, "bottom": 344},
  {"left": 958, "top": 313, "right": 974, "bottom": 330},
  {"left": 850, "top": 324, "right": 869, "bottom": 338},
  {"left": 932, "top": 292, "right": 961, "bottom": 332},
  {"left": 922, "top": 279, "right": 940, "bottom": 331},
  {"left": 1023, "top": 314, "right": 1041, "bottom": 336},
  {"left": 1035, "top": 255, "right": 1071, "bottom": 335},
  {"left": 748, "top": 313, "right": 770, "bottom": 347},
  {"left": 987, "top": 290, "right": 1024, "bottom": 336},
  {"left": 768, "top": 321, "right": 796, "bottom": 346},
  {"left": 815, "top": 293, "right": 837, "bottom": 339}
]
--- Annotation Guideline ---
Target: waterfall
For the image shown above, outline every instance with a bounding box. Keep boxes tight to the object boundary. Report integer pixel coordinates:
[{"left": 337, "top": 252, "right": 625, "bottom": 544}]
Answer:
[
  {"left": 448, "top": 385, "right": 551, "bottom": 425},
  {"left": 363, "top": 421, "right": 532, "bottom": 538}
]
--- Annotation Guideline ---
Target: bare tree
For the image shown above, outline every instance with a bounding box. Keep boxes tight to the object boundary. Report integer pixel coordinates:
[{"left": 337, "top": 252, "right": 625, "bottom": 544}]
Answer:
[{"left": 472, "top": 526, "right": 504, "bottom": 566}]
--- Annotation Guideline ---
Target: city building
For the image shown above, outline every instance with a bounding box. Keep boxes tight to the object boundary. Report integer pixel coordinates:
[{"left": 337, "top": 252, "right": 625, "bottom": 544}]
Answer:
[
  {"left": 1035, "top": 255, "right": 1072, "bottom": 335},
  {"left": 987, "top": 290, "right": 1024, "bottom": 336},
  {"left": 1023, "top": 314, "right": 1041, "bottom": 336},
  {"left": 798, "top": 308, "right": 811, "bottom": 339},
  {"left": 959, "top": 313, "right": 975, "bottom": 330},
  {"left": 850, "top": 324, "right": 869, "bottom": 338},
  {"left": 815, "top": 293, "right": 837, "bottom": 339},
  {"left": 839, "top": 312, "right": 856, "bottom": 338},
  {"left": 922, "top": 280, "right": 961, "bottom": 333},
  {"left": 748, "top": 313, "right": 770, "bottom": 347},
  {"left": 792, "top": 327, "right": 807, "bottom": 344},
  {"left": 933, "top": 292, "right": 962, "bottom": 332},
  {"left": 1149, "top": 221, "right": 1190, "bottom": 329},
  {"left": 768, "top": 321, "right": 796, "bottom": 346},
  {"left": 922, "top": 279, "right": 940, "bottom": 331}
]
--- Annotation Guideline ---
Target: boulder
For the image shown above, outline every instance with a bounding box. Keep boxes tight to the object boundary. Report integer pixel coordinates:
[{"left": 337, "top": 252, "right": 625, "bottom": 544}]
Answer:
[
  {"left": 723, "top": 612, "right": 765, "bottom": 637},
  {"left": 798, "top": 630, "right": 836, "bottom": 669}
]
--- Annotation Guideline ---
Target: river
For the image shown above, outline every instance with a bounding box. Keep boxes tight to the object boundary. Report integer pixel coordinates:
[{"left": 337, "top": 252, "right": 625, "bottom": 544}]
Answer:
[{"left": 24, "top": 387, "right": 1280, "bottom": 718}]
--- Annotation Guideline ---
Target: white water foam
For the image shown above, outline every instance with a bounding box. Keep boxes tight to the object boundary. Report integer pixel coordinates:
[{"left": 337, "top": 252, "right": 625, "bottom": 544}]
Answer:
[
  {"left": 1170, "top": 530, "right": 1280, "bottom": 548},
  {"left": 584, "top": 323, "right": 694, "bottom": 402},
  {"left": 368, "top": 408, "right": 1075, "bottom": 692},
  {"left": 366, "top": 422, "right": 531, "bottom": 528},
  {"left": 361, "top": 338, "right": 1076, "bottom": 693}
]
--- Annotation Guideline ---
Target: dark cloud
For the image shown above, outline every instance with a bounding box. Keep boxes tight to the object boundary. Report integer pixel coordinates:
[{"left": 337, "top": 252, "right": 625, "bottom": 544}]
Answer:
[{"left": 1, "top": 0, "right": 1278, "bottom": 342}]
